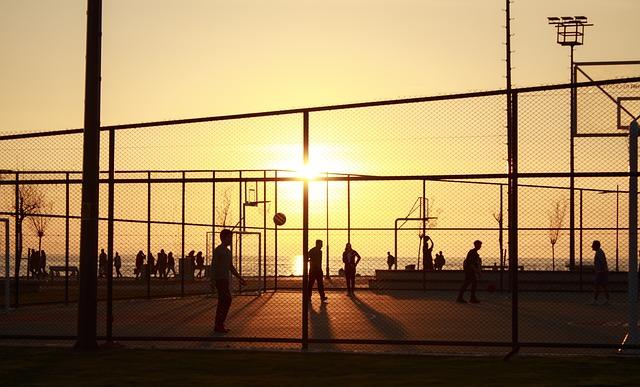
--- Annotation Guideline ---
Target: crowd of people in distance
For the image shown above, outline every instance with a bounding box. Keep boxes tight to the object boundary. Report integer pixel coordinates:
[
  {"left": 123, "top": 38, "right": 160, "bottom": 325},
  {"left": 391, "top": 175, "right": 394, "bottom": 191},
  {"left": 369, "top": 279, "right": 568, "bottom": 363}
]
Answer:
[{"left": 27, "top": 248, "right": 47, "bottom": 279}]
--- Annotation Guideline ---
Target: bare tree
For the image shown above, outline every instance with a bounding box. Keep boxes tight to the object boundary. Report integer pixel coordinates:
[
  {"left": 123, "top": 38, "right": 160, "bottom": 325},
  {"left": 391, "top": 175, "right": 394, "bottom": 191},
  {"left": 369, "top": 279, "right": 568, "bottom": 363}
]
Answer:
[
  {"left": 11, "top": 185, "right": 47, "bottom": 277},
  {"left": 29, "top": 203, "right": 51, "bottom": 255},
  {"left": 493, "top": 208, "right": 505, "bottom": 268},
  {"left": 549, "top": 199, "right": 568, "bottom": 271}
]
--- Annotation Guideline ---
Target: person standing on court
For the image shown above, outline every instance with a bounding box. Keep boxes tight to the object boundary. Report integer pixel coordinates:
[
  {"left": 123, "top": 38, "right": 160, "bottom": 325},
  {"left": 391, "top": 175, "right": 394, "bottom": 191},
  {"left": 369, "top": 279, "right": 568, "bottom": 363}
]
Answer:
[
  {"left": 211, "top": 229, "right": 246, "bottom": 333},
  {"left": 114, "top": 252, "right": 122, "bottom": 278},
  {"left": 307, "top": 240, "right": 328, "bottom": 303},
  {"left": 342, "top": 243, "right": 361, "bottom": 296},
  {"left": 591, "top": 240, "right": 610, "bottom": 305},
  {"left": 457, "top": 240, "right": 482, "bottom": 303},
  {"left": 422, "top": 235, "right": 434, "bottom": 271},
  {"left": 387, "top": 251, "right": 396, "bottom": 270}
]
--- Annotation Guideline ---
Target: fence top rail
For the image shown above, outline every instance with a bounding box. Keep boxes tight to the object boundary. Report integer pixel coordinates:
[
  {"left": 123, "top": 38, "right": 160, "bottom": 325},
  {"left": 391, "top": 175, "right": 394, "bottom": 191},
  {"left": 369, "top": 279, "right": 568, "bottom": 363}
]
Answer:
[{"left": 1, "top": 76, "right": 639, "bottom": 142}]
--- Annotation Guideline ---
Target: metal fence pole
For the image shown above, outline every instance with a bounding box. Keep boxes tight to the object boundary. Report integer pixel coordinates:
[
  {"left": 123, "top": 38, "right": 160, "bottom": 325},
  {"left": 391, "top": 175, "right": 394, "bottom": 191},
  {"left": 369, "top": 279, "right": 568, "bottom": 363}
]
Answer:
[
  {"left": 347, "top": 174, "right": 351, "bottom": 244},
  {"left": 302, "top": 111, "right": 310, "bottom": 350},
  {"left": 263, "top": 170, "right": 267, "bottom": 292},
  {"left": 181, "top": 171, "right": 185, "bottom": 297},
  {"left": 274, "top": 170, "right": 278, "bottom": 291},
  {"left": 146, "top": 171, "right": 151, "bottom": 299},
  {"left": 3, "top": 219, "right": 9, "bottom": 312},
  {"left": 579, "top": 189, "right": 583, "bottom": 291},
  {"left": 65, "top": 173, "right": 70, "bottom": 305},
  {"left": 508, "top": 92, "right": 519, "bottom": 355},
  {"left": 326, "top": 172, "right": 330, "bottom": 278},
  {"left": 623, "top": 120, "right": 639, "bottom": 349},
  {"left": 76, "top": 0, "right": 102, "bottom": 350},
  {"left": 106, "top": 126, "right": 115, "bottom": 342},
  {"left": 14, "top": 173, "right": 19, "bottom": 308}
]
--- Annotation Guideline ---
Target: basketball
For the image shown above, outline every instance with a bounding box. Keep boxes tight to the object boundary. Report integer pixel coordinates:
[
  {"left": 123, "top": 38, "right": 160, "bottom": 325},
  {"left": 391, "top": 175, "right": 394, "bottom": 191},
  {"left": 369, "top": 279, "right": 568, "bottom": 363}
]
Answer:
[{"left": 273, "top": 212, "right": 287, "bottom": 226}]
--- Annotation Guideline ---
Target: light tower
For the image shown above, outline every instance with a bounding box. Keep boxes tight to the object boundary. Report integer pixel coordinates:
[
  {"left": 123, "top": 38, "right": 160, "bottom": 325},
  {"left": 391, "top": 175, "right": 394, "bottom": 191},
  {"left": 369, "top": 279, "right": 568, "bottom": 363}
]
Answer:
[{"left": 547, "top": 16, "right": 593, "bottom": 82}]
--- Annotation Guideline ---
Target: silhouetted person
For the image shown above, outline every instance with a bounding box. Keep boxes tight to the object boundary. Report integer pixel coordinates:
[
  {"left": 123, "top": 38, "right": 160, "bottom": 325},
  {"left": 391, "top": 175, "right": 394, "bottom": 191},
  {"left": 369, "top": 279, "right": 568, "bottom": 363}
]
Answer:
[
  {"left": 434, "top": 251, "right": 446, "bottom": 271},
  {"left": 457, "top": 240, "right": 482, "bottom": 303},
  {"left": 196, "top": 251, "right": 205, "bottom": 278},
  {"left": 28, "top": 248, "right": 38, "bottom": 278},
  {"left": 342, "top": 243, "right": 361, "bottom": 296},
  {"left": 592, "top": 240, "right": 610, "bottom": 305},
  {"left": 187, "top": 250, "right": 196, "bottom": 277},
  {"left": 114, "top": 252, "right": 122, "bottom": 278},
  {"left": 211, "top": 229, "right": 246, "bottom": 333},
  {"left": 307, "top": 240, "right": 328, "bottom": 303},
  {"left": 135, "top": 250, "right": 145, "bottom": 279},
  {"left": 99, "top": 249, "right": 107, "bottom": 278},
  {"left": 422, "top": 235, "right": 434, "bottom": 272},
  {"left": 148, "top": 252, "right": 156, "bottom": 278},
  {"left": 157, "top": 249, "right": 168, "bottom": 279},
  {"left": 39, "top": 250, "right": 47, "bottom": 278},
  {"left": 387, "top": 251, "right": 396, "bottom": 270},
  {"left": 167, "top": 252, "right": 176, "bottom": 277}
]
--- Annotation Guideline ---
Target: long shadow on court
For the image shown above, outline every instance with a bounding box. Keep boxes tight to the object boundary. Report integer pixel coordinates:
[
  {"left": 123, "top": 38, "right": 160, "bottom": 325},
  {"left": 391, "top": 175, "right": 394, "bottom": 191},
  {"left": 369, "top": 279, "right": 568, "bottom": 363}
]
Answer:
[
  {"left": 350, "top": 294, "right": 408, "bottom": 340},
  {"left": 309, "top": 302, "right": 337, "bottom": 351}
]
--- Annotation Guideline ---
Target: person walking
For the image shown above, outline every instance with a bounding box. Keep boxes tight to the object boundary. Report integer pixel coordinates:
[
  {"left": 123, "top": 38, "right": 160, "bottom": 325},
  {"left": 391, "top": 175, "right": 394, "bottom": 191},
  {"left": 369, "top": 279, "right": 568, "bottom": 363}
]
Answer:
[
  {"left": 114, "top": 252, "right": 122, "bottom": 278},
  {"left": 211, "top": 229, "right": 246, "bottom": 333},
  {"left": 307, "top": 240, "right": 328, "bottom": 303},
  {"left": 457, "top": 240, "right": 482, "bottom": 303},
  {"left": 591, "top": 240, "right": 610, "bottom": 305},
  {"left": 196, "top": 251, "right": 205, "bottom": 278},
  {"left": 135, "top": 250, "right": 145, "bottom": 279},
  {"left": 157, "top": 249, "right": 168, "bottom": 279},
  {"left": 342, "top": 243, "right": 361, "bottom": 296},
  {"left": 167, "top": 252, "right": 176, "bottom": 277},
  {"left": 99, "top": 249, "right": 107, "bottom": 278}
]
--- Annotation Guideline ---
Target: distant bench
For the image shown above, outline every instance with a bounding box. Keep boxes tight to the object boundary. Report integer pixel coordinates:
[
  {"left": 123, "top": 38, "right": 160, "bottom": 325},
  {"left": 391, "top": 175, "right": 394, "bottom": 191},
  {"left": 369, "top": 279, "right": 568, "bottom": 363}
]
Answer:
[{"left": 49, "top": 266, "right": 79, "bottom": 278}]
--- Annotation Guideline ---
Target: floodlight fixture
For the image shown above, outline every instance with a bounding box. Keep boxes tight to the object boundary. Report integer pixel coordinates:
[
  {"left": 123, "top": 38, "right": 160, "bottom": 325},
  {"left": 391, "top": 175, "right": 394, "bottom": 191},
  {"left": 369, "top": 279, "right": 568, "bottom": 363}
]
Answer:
[{"left": 547, "top": 15, "right": 593, "bottom": 47}]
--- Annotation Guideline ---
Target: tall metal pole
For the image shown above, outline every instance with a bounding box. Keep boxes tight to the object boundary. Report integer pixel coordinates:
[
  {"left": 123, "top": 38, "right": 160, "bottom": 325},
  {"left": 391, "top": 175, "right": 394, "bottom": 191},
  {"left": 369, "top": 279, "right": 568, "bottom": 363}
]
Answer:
[
  {"left": 76, "top": 0, "right": 102, "bottom": 351},
  {"left": 499, "top": 184, "right": 504, "bottom": 292},
  {"left": 263, "top": 170, "right": 267, "bottom": 292},
  {"left": 302, "top": 111, "right": 310, "bottom": 350},
  {"left": 508, "top": 92, "right": 519, "bottom": 354},
  {"left": 579, "top": 189, "right": 583, "bottom": 291},
  {"left": 569, "top": 45, "right": 576, "bottom": 271},
  {"left": 106, "top": 127, "right": 115, "bottom": 342},
  {"left": 211, "top": 171, "right": 215, "bottom": 267},
  {"left": 623, "top": 120, "right": 639, "bottom": 349}
]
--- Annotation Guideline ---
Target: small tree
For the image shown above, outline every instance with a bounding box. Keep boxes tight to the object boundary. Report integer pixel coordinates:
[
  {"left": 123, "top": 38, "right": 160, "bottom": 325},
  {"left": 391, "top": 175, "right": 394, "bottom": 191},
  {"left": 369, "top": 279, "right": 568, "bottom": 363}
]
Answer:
[
  {"left": 215, "top": 187, "right": 232, "bottom": 229},
  {"left": 29, "top": 203, "right": 51, "bottom": 255},
  {"left": 493, "top": 208, "right": 505, "bottom": 268},
  {"left": 548, "top": 199, "right": 568, "bottom": 271}
]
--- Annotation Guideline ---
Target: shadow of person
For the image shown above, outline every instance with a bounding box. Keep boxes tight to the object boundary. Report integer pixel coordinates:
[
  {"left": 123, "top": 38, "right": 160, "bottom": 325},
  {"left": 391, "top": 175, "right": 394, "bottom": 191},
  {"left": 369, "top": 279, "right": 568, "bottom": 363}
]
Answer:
[
  {"left": 350, "top": 294, "right": 408, "bottom": 340},
  {"left": 309, "top": 301, "right": 336, "bottom": 350}
]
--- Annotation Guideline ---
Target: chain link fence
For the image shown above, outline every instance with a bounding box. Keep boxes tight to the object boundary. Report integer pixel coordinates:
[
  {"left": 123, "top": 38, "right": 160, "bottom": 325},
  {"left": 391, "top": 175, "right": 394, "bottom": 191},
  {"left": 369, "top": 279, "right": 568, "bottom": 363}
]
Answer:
[{"left": 1, "top": 77, "right": 640, "bottom": 353}]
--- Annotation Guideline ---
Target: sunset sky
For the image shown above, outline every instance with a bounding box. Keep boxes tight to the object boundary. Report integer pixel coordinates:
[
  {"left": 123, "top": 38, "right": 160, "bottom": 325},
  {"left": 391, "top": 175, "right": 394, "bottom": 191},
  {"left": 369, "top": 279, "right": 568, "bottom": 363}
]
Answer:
[{"left": 0, "top": 0, "right": 638, "bottom": 133}]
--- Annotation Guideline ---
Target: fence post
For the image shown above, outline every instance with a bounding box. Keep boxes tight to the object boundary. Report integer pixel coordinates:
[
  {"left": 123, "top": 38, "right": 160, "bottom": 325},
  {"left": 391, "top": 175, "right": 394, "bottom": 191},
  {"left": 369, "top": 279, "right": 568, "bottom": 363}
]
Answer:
[
  {"left": 579, "top": 189, "right": 583, "bottom": 291},
  {"left": 326, "top": 172, "right": 330, "bottom": 278},
  {"left": 3, "top": 219, "right": 9, "bottom": 312},
  {"left": 263, "top": 170, "right": 267, "bottom": 292},
  {"left": 274, "top": 170, "right": 278, "bottom": 291},
  {"left": 302, "top": 111, "right": 310, "bottom": 350},
  {"left": 106, "top": 126, "right": 115, "bottom": 342},
  {"left": 14, "top": 173, "right": 19, "bottom": 308},
  {"left": 147, "top": 171, "right": 151, "bottom": 299},
  {"left": 508, "top": 92, "right": 519, "bottom": 355},
  {"left": 622, "top": 120, "right": 639, "bottom": 349},
  {"left": 181, "top": 171, "right": 185, "bottom": 297},
  {"left": 65, "top": 173, "right": 70, "bottom": 305}
]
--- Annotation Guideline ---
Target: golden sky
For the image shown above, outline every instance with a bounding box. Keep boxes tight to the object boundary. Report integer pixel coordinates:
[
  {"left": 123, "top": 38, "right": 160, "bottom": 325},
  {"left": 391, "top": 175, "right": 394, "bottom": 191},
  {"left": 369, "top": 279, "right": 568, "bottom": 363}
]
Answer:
[{"left": 0, "top": 0, "right": 638, "bottom": 133}]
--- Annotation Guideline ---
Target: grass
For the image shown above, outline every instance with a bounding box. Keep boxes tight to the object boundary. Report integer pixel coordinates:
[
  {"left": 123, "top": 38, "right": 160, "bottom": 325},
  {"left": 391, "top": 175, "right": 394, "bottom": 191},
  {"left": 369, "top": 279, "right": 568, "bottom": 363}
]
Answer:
[{"left": 0, "top": 346, "right": 638, "bottom": 386}]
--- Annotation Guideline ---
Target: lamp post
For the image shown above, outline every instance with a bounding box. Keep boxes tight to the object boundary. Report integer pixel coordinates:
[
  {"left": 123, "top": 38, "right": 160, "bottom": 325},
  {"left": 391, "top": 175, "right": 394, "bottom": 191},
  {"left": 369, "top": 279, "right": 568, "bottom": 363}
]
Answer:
[{"left": 548, "top": 15, "right": 593, "bottom": 272}]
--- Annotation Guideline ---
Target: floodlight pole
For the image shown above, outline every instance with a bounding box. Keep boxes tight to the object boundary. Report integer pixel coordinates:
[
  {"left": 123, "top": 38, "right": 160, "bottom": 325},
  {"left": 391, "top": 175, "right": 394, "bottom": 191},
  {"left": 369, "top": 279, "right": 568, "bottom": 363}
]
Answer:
[{"left": 2, "top": 219, "right": 9, "bottom": 312}]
